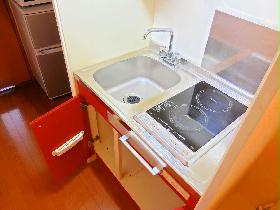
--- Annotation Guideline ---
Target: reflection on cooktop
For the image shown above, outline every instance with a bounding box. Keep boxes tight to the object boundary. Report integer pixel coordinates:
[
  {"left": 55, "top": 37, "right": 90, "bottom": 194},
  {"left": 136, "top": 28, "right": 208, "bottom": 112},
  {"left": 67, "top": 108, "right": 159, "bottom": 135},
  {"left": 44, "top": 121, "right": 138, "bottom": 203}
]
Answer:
[
  {"left": 146, "top": 81, "right": 247, "bottom": 152},
  {"left": 169, "top": 104, "right": 208, "bottom": 132},
  {"left": 196, "top": 88, "right": 233, "bottom": 113}
]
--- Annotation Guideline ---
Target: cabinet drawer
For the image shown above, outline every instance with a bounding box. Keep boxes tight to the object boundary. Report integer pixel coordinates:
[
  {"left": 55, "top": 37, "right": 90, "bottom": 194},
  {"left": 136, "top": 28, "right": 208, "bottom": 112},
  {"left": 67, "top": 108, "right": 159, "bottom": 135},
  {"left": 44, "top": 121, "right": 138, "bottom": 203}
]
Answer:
[
  {"left": 36, "top": 47, "right": 70, "bottom": 99},
  {"left": 107, "top": 113, "right": 200, "bottom": 208},
  {"left": 107, "top": 112, "right": 166, "bottom": 176},
  {"left": 25, "top": 11, "right": 61, "bottom": 49}
]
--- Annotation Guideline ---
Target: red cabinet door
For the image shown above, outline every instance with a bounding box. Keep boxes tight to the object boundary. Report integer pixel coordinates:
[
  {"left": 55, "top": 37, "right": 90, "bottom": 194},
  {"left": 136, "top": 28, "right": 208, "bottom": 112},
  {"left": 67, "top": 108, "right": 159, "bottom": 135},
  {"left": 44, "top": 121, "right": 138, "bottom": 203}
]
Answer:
[{"left": 30, "top": 96, "right": 93, "bottom": 181}]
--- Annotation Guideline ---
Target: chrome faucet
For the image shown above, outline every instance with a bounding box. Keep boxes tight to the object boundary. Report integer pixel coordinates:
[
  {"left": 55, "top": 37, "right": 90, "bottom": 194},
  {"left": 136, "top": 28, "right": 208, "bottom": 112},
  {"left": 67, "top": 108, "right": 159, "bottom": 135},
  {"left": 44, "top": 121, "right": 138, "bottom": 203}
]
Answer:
[
  {"left": 143, "top": 28, "right": 174, "bottom": 52},
  {"left": 143, "top": 28, "right": 181, "bottom": 67}
]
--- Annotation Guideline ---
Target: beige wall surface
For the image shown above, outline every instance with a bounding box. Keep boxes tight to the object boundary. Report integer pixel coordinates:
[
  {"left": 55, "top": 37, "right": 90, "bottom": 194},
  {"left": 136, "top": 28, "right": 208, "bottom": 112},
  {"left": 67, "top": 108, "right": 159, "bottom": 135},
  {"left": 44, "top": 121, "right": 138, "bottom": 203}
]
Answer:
[
  {"left": 220, "top": 0, "right": 279, "bottom": 30},
  {"left": 53, "top": 0, "right": 155, "bottom": 72},
  {"left": 210, "top": 11, "right": 279, "bottom": 60},
  {"left": 153, "top": 0, "right": 221, "bottom": 66}
]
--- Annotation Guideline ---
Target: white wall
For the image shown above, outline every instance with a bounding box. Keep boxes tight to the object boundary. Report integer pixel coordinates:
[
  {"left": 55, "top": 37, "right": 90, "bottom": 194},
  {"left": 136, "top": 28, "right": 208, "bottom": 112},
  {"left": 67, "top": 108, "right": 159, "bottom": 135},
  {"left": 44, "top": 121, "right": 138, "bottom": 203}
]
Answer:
[
  {"left": 152, "top": 0, "right": 221, "bottom": 66},
  {"left": 151, "top": 0, "right": 278, "bottom": 66},
  {"left": 54, "top": 0, "right": 278, "bottom": 72},
  {"left": 53, "top": 0, "right": 154, "bottom": 71},
  {"left": 219, "top": 0, "right": 279, "bottom": 30}
]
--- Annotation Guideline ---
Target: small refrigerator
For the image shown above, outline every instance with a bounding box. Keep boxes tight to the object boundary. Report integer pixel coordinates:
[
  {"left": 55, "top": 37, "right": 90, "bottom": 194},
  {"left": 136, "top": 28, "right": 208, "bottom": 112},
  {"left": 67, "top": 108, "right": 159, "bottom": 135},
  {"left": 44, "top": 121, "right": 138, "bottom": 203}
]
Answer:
[{"left": 9, "top": 0, "right": 71, "bottom": 99}]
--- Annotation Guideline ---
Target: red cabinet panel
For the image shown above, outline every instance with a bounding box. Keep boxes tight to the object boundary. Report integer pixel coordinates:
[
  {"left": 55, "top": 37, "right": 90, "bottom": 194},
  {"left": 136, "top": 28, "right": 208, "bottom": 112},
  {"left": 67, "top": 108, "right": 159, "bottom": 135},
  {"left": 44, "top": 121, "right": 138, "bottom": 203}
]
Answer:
[
  {"left": 30, "top": 96, "right": 93, "bottom": 181},
  {"left": 173, "top": 206, "right": 192, "bottom": 210},
  {"left": 77, "top": 81, "right": 113, "bottom": 120}
]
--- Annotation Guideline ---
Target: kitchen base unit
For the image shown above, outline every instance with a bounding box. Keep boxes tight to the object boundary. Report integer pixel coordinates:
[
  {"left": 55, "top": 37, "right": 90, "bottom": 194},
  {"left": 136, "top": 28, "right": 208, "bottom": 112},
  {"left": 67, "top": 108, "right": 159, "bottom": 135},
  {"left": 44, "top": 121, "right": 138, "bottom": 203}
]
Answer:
[{"left": 30, "top": 80, "right": 201, "bottom": 210}]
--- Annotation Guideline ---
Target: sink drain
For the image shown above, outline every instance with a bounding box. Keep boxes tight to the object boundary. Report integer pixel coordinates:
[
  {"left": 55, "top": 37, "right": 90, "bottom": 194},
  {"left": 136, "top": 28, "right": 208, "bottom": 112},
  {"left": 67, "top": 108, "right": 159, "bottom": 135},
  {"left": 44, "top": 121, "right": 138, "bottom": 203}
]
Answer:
[{"left": 123, "top": 94, "right": 141, "bottom": 104}]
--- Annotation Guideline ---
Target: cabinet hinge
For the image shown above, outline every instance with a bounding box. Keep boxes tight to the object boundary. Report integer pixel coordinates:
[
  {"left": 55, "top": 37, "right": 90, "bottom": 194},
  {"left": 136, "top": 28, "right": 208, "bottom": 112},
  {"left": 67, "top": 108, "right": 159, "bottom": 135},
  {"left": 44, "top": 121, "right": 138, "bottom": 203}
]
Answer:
[
  {"left": 88, "top": 136, "right": 100, "bottom": 148},
  {"left": 80, "top": 102, "right": 88, "bottom": 109}
]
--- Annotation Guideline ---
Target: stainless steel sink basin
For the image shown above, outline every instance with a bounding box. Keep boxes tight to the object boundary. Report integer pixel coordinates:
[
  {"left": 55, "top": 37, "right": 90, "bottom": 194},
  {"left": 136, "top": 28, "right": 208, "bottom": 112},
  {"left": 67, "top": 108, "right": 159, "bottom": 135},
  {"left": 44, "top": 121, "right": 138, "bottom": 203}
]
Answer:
[{"left": 93, "top": 56, "right": 181, "bottom": 104}]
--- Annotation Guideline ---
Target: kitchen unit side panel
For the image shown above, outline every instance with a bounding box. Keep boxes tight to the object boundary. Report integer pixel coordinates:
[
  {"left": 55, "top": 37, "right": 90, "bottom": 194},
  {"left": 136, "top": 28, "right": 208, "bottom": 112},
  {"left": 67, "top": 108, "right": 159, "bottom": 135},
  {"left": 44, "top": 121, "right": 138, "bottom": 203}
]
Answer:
[{"left": 92, "top": 111, "right": 116, "bottom": 175}]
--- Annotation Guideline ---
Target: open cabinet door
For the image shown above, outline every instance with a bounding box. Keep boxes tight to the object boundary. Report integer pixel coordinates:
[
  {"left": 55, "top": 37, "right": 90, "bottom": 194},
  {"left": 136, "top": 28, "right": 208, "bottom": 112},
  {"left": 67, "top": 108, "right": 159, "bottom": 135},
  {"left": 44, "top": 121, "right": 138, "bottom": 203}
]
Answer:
[{"left": 30, "top": 96, "right": 93, "bottom": 181}]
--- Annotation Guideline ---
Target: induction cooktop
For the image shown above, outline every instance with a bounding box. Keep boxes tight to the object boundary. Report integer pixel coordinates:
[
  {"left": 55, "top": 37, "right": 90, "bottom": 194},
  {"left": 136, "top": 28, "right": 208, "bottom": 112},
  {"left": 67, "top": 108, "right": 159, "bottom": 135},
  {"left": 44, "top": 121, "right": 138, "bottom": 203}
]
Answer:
[{"left": 135, "top": 81, "right": 247, "bottom": 166}]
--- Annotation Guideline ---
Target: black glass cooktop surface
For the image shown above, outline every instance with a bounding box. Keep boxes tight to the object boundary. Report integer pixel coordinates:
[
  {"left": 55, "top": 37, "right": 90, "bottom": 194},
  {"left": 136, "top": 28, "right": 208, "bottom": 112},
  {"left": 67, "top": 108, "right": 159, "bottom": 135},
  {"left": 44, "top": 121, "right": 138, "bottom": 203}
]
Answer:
[{"left": 146, "top": 81, "right": 247, "bottom": 152}]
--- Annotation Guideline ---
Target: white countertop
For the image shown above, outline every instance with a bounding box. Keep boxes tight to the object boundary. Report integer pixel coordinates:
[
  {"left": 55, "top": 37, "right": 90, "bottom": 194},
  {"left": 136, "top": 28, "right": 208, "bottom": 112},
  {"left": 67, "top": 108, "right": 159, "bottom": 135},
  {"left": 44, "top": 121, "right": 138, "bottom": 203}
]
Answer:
[{"left": 74, "top": 48, "right": 244, "bottom": 195}]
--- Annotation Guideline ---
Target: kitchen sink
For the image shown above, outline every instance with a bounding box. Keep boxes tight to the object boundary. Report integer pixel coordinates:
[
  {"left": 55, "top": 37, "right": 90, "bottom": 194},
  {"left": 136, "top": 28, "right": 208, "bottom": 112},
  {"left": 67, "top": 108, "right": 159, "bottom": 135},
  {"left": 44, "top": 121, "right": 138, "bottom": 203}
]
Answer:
[{"left": 93, "top": 56, "right": 181, "bottom": 104}]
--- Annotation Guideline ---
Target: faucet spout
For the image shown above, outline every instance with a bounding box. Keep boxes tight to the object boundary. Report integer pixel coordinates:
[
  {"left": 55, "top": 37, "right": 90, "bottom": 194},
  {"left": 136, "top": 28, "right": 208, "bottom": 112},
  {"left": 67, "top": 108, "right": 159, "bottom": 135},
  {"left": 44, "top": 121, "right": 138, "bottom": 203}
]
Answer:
[
  {"left": 143, "top": 27, "right": 182, "bottom": 67},
  {"left": 143, "top": 28, "right": 174, "bottom": 52}
]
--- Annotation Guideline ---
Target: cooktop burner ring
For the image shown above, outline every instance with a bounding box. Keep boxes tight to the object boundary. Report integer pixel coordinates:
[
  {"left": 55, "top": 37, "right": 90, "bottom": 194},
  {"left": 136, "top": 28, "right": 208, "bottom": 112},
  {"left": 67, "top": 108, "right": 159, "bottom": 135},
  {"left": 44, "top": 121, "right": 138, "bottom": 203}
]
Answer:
[
  {"left": 196, "top": 89, "right": 233, "bottom": 113},
  {"left": 169, "top": 104, "right": 208, "bottom": 132}
]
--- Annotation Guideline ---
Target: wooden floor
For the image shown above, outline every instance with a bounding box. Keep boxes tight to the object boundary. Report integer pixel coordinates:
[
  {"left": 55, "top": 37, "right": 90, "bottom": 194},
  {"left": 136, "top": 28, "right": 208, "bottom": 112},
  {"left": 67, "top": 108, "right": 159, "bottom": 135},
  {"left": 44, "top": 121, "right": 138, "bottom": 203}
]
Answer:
[{"left": 0, "top": 82, "right": 139, "bottom": 210}]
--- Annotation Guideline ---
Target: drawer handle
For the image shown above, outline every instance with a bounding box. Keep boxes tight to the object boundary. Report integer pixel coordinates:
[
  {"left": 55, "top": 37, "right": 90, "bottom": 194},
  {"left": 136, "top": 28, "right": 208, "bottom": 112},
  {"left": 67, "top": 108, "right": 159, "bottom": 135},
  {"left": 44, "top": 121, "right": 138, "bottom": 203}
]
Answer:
[
  {"left": 119, "top": 135, "right": 161, "bottom": 176},
  {"left": 129, "top": 131, "right": 167, "bottom": 169},
  {"left": 52, "top": 131, "right": 84, "bottom": 157}
]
